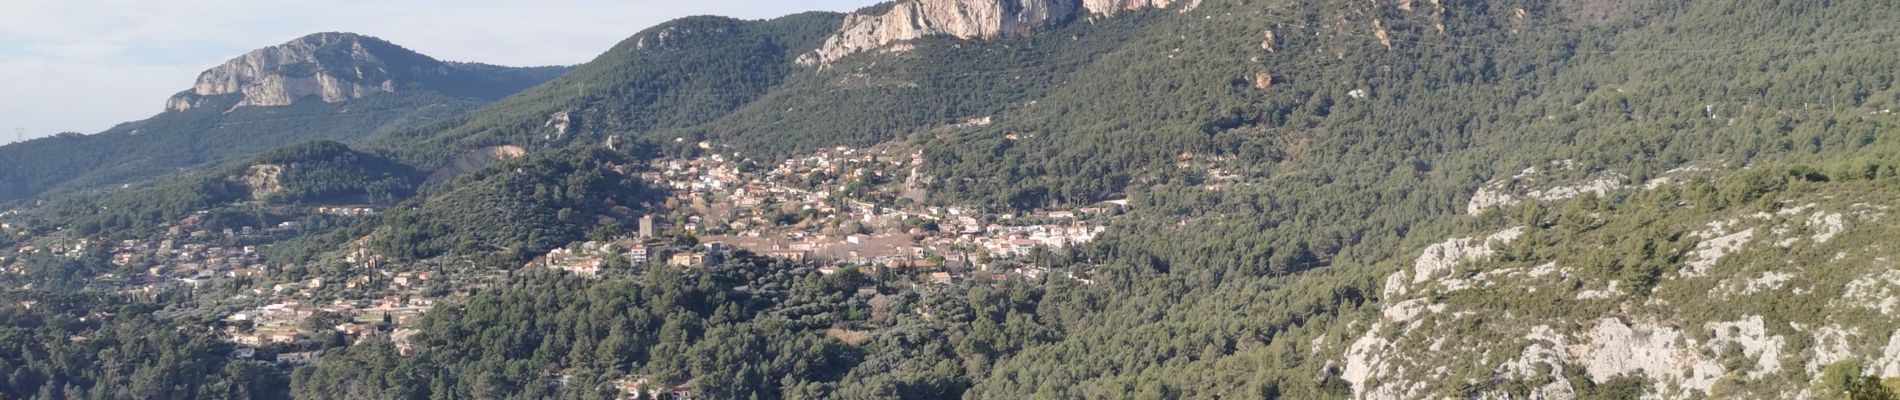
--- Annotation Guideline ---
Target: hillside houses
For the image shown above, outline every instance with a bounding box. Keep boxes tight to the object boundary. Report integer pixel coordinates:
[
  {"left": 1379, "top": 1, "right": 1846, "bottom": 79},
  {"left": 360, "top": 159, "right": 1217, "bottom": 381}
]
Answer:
[{"left": 641, "top": 145, "right": 1118, "bottom": 276}]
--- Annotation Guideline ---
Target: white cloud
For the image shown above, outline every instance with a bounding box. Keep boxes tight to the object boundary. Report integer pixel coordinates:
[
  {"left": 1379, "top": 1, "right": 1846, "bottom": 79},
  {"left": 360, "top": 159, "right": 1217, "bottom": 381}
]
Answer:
[{"left": 0, "top": 0, "right": 872, "bottom": 141}]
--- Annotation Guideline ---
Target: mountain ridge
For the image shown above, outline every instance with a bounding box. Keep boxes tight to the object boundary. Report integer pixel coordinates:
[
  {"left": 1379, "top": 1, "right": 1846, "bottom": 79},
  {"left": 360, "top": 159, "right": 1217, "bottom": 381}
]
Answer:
[
  {"left": 0, "top": 32, "right": 568, "bottom": 204},
  {"left": 165, "top": 32, "right": 569, "bottom": 113}
]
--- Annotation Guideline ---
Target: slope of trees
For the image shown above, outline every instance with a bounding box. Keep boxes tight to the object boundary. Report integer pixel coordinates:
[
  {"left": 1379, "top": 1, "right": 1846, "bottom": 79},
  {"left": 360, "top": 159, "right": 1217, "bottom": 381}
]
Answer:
[
  {"left": 0, "top": 293, "right": 288, "bottom": 400},
  {"left": 363, "top": 13, "right": 845, "bottom": 170},
  {"left": 363, "top": 147, "right": 659, "bottom": 262},
  {"left": 1, "top": 92, "right": 478, "bottom": 205},
  {"left": 291, "top": 257, "right": 868, "bottom": 400}
]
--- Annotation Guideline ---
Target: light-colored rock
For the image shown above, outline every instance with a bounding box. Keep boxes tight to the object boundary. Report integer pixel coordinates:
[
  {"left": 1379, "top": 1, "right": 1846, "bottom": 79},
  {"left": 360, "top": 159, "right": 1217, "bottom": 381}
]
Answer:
[
  {"left": 1683, "top": 228, "right": 1753, "bottom": 277},
  {"left": 1411, "top": 227, "right": 1523, "bottom": 285},
  {"left": 1341, "top": 322, "right": 1389, "bottom": 395},
  {"left": 1706, "top": 316, "right": 1785, "bottom": 378},
  {"left": 545, "top": 111, "right": 573, "bottom": 137},
  {"left": 239, "top": 165, "right": 286, "bottom": 200},
  {"left": 1527, "top": 261, "right": 1567, "bottom": 278},
  {"left": 1371, "top": 19, "right": 1392, "bottom": 49},
  {"left": 1807, "top": 325, "right": 1860, "bottom": 376},
  {"left": 1382, "top": 270, "right": 1409, "bottom": 298},
  {"left": 1527, "top": 175, "right": 1624, "bottom": 203},
  {"left": 1575, "top": 318, "right": 1724, "bottom": 396},
  {"left": 1808, "top": 212, "right": 1845, "bottom": 243},
  {"left": 800, "top": 0, "right": 1081, "bottom": 66},
  {"left": 1466, "top": 185, "right": 1518, "bottom": 214},
  {"left": 1466, "top": 161, "right": 1627, "bottom": 214},
  {"left": 798, "top": 0, "right": 1190, "bottom": 66},
  {"left": 1382, "top": 298, "right": 1431, "bottom": 324},
  {"left": 1739, "top": 272, "right": 1793, "bottom": 295},
  {"left": 169, "top": 32, "right": 408, "bottom": 112},
  {"left": 1575, "top": 280, "right": 1623, "bottom": 300},
  {"left": 1497, "top": 325, "right": 1578, "bottom": 400},
  {"left": 1252, "top": 72, "right": 1273, "bottom": 90},
  {"left": 1082, "top": 0, "right": 1194, "bottom": 15},
  {"left": 1877, "top": 331, "right": 1900, "bottom": 377},
  {"left": 1841, "top": 269, "right": 1900, "bottom": 315},
  {"left": 426, "top": 145, "right": 527, "bottom": 185}
]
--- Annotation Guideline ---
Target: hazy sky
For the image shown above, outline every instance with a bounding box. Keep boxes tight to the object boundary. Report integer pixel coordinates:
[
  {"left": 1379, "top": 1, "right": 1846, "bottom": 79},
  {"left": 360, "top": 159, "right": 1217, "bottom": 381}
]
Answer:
[{"left": 0, "top": 0, "right": 874, "bottom": 143}]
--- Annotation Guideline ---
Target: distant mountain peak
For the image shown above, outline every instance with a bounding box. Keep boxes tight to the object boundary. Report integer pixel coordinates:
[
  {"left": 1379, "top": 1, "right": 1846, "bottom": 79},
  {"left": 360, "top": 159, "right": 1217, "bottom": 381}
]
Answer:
[
  {"left": 283, "top": 31, "right": 374, "bottom": 45},
  {"left": 165, "top": 32, "right": 444, "bottom": 112}
]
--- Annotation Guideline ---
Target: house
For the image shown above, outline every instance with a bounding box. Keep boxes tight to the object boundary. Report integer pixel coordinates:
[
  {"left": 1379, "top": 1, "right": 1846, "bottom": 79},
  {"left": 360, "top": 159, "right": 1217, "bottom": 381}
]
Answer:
[
  {"left": 334, "top": 323, "right": 374, "bottom": 336},
  {"left": 617, "top": 377, "right": 696, "bottom": 400},
  {"left": 395, "top": 272, "right": 418, "bottom": 287},
  {"left": 627, "top": 245, "right": 649, "bottom": 265},
  {"left": 765, "top": 250, "right": 808, "bottom": 262},
  {"left": 392, "top": 328, "right": 421, "bottom": 356},
  {"left": 276, "top": 351, "right": 319, "bottom": 365},
  {"left": 235, "top": 330, "right": 306, "bottom": 346},
  {"left": 702, "top": 242, "right": 730, "bottom": 262},
  {"left": 667, "top": 252, "right": 702, "bottom": 267},
  {"left": 560, "top": 258, "right": 605, "bottom": 277}
]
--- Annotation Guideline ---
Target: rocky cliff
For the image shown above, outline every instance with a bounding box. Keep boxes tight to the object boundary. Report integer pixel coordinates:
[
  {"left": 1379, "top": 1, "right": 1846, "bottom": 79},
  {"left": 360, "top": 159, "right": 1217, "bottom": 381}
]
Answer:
[
  {"left": 1332, "top": 171, "right": 1900, "bottom": 399},
  {"left": 165, "top": 32, "right": 569, "bottom": 112},
  {"left": 797, "top": 0, "right": 1198, "bottom": 66},
  {"left": 166, "top": 33, "right": 427, "bottom": 112}
]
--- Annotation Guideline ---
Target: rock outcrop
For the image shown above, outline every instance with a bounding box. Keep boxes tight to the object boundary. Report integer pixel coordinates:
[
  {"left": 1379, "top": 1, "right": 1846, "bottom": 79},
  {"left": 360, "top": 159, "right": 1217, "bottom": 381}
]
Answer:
[
  {"left": 1466, "top": 160, "right": 1629, "bottom": 214},
  {"left": 238, "top": 164, "right": 286, "bottom": 201},
  {"left": 426, "top": 145, "right": 527, "bottom": 185},
  {"left": 167, "top": 33, "right": 425, "bottom": 112},
  {"left": 1338, "top": 198, "right": 1900, "bottom": 399},
  {"left": 797, "top": 0, "right": 1196, "bottom": 66},
  {"left": 165, "top": 32, "right": 568, "bottom": 113}
]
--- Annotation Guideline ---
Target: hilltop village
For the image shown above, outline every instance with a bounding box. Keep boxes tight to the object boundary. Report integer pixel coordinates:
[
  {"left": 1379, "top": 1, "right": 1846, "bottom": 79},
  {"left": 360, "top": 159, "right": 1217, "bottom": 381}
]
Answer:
[
  {"left": 0, "top": 143, "right": 1123, "bottom": 369},
  {"left": 532, "top": 144, "right": 1120, "bottom": 282}
]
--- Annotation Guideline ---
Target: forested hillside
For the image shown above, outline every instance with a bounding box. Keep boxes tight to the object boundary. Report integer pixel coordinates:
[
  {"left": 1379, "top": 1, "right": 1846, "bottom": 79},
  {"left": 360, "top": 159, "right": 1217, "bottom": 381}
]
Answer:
[
  {"left": 362, "top": 146, "right": 660, "bottom": 262},
  {"left": 361, "top": 13, "right": 845, "bottom": 168},
  {"left": 3, "top": 0, "right": 1899, "bottom": 398},
  {"left": 0, "top": 33, "right": 568, "bottom": 204}
]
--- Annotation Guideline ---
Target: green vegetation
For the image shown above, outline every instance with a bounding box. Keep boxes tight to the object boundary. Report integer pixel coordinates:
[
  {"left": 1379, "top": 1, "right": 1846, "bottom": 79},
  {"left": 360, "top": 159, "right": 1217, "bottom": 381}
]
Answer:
[
  {"left": 291, "top": 259, "right": 866, "bottom": 399},
  {"left": 3, "top": 0, "right": 1900, "bottom": 398},
  {"left": 245, "top": 141, "right": 422, "bottom": 204},
  {"left": 364, "top": 13, "right": 845, "bottom": 169},
  {"left": 363, "top": 147, "right": 659, "bottom": 262},
  {"left": 0, "top": 293, "right": 288, "bottom": 399},
  {"left": 36, "top": 141, "right": 414, "bottom": 237},
  {"left": 1, "top": 92, "right": 470, "bottom": 205},
  {"left": 0, "top": 32, "right": 569, "bottom": 205}
]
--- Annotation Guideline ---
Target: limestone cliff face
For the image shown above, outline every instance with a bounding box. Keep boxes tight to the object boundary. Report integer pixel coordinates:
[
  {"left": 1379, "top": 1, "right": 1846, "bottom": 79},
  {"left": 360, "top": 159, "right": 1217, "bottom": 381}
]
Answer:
[
  {"left": 166, "top": 32, "right": 433, "bottom": 112},
  {"left": 797, "top": 0, "right": 1196, "bottom": 66},
  {"left": 1081, "top": 0, "right": 1196, "bottom": 15}
]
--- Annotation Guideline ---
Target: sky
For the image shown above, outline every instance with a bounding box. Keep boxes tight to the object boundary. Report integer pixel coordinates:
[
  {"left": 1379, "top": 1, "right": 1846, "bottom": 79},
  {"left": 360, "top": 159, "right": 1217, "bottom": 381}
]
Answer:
[{"left": 0, "top": 0, "right": 874, "bottom": 143}]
